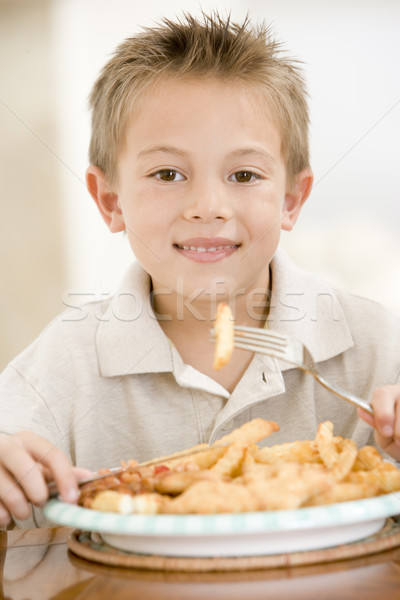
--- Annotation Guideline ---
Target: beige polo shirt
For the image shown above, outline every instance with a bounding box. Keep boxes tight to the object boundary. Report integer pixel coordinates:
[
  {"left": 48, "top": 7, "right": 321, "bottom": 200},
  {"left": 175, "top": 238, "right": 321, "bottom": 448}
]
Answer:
[{"left": 1, "top": 249, "right": 399, "bottom": 527}]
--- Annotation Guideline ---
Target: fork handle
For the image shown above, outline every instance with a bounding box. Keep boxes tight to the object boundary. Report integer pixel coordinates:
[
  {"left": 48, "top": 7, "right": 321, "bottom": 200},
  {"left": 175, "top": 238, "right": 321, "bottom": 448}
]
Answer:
[{"left": 308, "top": 371, "right": 374, "bottom": 415}]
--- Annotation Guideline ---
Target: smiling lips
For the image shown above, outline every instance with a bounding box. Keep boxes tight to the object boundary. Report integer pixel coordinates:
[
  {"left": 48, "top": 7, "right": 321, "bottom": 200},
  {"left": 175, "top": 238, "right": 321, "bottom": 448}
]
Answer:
[{"left": 174, "top": 238, "right": 240, "bottom": 262}]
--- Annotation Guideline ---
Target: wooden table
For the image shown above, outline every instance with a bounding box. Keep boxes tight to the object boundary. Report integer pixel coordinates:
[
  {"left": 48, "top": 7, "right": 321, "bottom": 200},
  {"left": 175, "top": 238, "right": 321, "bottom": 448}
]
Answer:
[{"left": 1, "top": 526, "right": 400, "bottom": 599}]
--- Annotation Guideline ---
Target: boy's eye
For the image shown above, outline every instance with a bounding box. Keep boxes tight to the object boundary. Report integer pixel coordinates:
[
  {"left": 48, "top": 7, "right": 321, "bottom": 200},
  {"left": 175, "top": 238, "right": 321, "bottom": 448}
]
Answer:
[
  {"left": 152, "top": 169, "right": 185, "bottom": 182},
  {"left": 232, "top": 171, "right": 260, "bottom": 183}
]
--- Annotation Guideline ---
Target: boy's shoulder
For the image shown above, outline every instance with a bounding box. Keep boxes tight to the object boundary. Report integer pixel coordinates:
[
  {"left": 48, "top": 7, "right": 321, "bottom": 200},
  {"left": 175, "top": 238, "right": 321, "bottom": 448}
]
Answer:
[
  {"left": 6, "top": 294, "right": 111, "bottom": 381},
  {"left": 273, "top": 249, "right": 399, "bottom": 326},
  {"left": 333, "top": 283, "right": 399, "bottom": 322},
  {"left": 332, "top": 284, "right": 400, "bottom": 346},
  {"left": 5, "top": 260, "right": 156, "bottom": 382},
  {"left": 271, "top": 250, "right": 400, "bottom": 365}
]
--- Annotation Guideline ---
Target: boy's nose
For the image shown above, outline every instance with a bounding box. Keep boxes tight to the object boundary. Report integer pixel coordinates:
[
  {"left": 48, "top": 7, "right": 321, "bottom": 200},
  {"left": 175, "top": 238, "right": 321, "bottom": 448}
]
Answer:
[{"left": 183, "top": 184, "right": 233, "bottom": 223}]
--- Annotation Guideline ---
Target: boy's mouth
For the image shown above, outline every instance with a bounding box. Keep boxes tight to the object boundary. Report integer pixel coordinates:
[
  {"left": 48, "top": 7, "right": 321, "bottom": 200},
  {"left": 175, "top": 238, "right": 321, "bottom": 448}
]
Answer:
[{"left": 173, "top": 238, "right": 240, "bottom": 262}]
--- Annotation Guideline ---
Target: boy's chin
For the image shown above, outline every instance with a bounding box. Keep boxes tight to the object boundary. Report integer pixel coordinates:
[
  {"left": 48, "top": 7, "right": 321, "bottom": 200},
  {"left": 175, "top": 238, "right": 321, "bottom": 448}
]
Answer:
[{"left": 176, "top": 277, "right": 238, "bottom": 298}]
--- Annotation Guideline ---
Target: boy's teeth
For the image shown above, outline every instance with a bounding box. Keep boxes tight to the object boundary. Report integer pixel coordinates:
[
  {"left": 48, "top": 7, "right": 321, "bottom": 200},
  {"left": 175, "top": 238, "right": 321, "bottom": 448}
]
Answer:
[{"left": 180, "top": 245, "right": 235, "bottom": 252}]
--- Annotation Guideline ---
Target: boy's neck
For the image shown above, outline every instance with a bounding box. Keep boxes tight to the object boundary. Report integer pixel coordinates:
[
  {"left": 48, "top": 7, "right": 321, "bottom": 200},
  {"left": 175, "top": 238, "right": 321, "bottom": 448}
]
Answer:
[{"left": 150, "top": 274, "right": 271, "bottom": 330}]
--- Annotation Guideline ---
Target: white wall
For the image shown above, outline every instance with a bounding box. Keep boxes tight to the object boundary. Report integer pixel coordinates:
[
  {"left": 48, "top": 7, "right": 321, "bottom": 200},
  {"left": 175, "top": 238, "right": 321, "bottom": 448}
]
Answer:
[
  {"left": 0, "top": 0, "right": 67, "bottom": 369},
  {"left": 51, "top": 0, "right": 400, "bottom": 309}
]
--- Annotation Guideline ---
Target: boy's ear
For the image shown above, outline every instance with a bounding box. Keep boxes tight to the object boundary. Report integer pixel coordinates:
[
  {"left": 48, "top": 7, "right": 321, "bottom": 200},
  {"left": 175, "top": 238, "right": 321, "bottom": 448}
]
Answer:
[
  {"left": 281, "top": 168, "right": 314, "bottom": 231},
  {"left": 86, "top": 165, "right": 125, "bottom": 233}
]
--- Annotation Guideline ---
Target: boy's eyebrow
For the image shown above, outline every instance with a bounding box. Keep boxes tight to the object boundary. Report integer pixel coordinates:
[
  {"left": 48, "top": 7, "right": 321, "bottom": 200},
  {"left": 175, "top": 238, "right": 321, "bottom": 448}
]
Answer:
[
  {"left": 227, "top": 147, "right": 276, "bottom": 164},
  {"left": 137, "top": 145, "right": 189, "bottom": 158}
]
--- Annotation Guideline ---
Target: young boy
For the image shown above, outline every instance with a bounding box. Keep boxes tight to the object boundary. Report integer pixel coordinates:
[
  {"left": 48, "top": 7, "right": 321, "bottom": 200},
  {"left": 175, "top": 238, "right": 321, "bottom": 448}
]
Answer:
[{"left": 0, "top": 12, "right": 399, "bottom": 529}]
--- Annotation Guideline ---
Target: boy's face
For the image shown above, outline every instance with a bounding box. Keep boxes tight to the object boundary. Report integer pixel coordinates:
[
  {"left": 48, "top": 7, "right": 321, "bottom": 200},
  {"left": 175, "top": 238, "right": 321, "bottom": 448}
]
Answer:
[{"left": 89, "top": 77, "right": 312, "bottom": 307}]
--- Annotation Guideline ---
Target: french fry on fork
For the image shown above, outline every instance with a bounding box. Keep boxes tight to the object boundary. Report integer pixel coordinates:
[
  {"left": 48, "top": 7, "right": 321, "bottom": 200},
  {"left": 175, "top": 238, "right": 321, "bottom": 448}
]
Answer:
[{"left": 212, "top": 302, "right": 234, "bottom": 369}]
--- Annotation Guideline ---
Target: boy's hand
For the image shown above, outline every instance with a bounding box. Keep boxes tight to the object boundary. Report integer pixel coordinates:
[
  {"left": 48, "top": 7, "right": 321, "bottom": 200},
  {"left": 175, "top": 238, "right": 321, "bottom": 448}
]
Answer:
[
  {"left": 357, "top": 385, "right": 400, "bottom": 461},
  {"left": 0, "top": 431, "right": 90, "bottom": 527}
]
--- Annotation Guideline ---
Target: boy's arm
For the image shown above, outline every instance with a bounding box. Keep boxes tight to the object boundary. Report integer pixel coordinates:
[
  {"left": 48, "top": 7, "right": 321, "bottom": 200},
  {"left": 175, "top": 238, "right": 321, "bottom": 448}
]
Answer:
[
  {"left": 0, "top": 431, "right": 88, "bottom": 528},
  {"left": 0, "top": 366, "right": 77, "bottom": 527},
  {"left": 358, "top": 384, "right": 400, "bottom": 461}
]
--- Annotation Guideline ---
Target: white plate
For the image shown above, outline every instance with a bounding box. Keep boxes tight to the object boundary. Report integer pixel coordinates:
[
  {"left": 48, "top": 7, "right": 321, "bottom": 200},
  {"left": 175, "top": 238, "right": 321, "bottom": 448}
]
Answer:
[{"left": 44, "top": 493, "right": 400, "bottom": 557}]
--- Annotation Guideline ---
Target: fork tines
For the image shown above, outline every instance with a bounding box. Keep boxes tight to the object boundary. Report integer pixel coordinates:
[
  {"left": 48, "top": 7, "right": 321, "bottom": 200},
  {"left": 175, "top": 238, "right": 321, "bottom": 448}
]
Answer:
[{"left": 233, "top": 325, "right": 288, "bottom": 357}]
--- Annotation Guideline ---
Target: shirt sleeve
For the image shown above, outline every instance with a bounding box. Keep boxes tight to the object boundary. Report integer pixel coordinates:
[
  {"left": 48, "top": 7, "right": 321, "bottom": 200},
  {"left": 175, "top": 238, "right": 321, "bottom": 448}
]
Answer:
[{"left": 0, "top": 364, "right": 67, "bottom": 450}]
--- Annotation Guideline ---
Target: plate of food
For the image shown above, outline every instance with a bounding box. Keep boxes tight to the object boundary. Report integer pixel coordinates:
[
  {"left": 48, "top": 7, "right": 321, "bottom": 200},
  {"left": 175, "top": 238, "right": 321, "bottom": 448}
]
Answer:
[{"left": 44, "top": 418, "right": 400, "bottom": 557}]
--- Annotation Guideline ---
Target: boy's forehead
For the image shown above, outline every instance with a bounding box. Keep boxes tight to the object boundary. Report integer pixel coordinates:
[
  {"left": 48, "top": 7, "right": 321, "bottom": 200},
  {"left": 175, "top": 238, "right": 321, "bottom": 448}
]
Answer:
[
  {"left": 136, "top": 74, "right": 271, "bottom": 104},
  {"left": 125, "top": 75, "right": 281, "bottom": 134}
]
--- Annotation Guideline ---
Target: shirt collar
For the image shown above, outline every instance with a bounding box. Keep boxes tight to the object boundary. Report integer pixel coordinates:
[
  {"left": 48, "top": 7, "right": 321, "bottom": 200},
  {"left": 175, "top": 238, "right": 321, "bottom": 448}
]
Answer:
[
  {"left": 96, "top": 261, "right": 173, "bottom": 377},
  {"left": 97, "top": 250, "right": 354, "bottom": 377}
]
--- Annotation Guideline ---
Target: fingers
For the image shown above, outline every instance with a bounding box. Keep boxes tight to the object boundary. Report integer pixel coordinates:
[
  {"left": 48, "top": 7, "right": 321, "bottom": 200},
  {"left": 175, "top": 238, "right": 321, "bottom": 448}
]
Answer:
[
  {"left": 356, "top": 407, "right": 375, "bottom": 428},
  {"left": 0, "top": 431, "right": 79, "bottom": 525},
  {"left": 0, "top": 435, "right": 42, "bottom": 526},
  {"left": 0, "top": 464, "right": 32, "bottom": 524},
  {"left": 1, "top": 437, "right": 49, "bottom": 506},
  {"left": 359, "top": 385, "right": 400, "bottom": 462},
  {"left": 15, "top": 431, "right": 80, "bottom": 504},
  {"left": 0, "top": 502, "right": 12, "bottom": 527},
  {"left": 357, "top": 386, "right": 400, "bottom": 461},
  {"left": 73, "top": 467, "right": 93, "bottom": 482},
  {"left": 371, "top": 386, "right": 400, "bottom": 443}
]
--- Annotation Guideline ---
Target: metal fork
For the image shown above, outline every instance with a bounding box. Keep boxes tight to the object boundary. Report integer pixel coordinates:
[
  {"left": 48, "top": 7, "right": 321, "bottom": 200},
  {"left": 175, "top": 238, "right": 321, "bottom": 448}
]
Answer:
[{"left": 232, "top": 325, "right": 373, "bottom": 415}]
